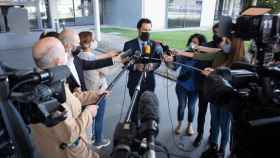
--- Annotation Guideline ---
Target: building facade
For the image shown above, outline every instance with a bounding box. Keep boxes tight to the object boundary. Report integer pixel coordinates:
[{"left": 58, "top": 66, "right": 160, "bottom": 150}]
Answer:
[{"left": 0, "top": 0, "right": 246, "bottom": 33}]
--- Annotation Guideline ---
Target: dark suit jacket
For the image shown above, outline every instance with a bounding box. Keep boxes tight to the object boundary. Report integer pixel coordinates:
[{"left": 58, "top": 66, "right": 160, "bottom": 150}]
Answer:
[
  {"left": 67, "top": 56, "right": 113, "bottom": 92},
  {"left": 123, "top": 38, "right": 162, "bottom": 93}
]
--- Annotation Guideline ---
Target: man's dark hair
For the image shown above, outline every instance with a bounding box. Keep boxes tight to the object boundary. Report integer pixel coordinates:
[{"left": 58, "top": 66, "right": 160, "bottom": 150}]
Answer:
[
  {"left": 137, "top": 18, "right": 152, "bottom": 29},
  {"left": 39, "top": 31, "right": 60, "bottom": 40},
  {"left": 187, "top": 33, "right": 207, "bottom": 46}
]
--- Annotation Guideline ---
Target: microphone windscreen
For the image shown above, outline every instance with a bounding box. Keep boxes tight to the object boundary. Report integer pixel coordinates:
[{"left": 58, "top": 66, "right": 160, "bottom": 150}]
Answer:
[
  {"left": 154, "top": 43, "right": 163, "bottom": 56},
  {"left": 135, "top": 50, "right": 142, "bottom": 58},
  {"left": 120, "top": 49, "right": 133, "bottom": 59},
  {"left": 144, "top": 44, "right": 151, "bottom": 55},
  {"left": 219, "top": 16, "right": 233, "bottom": 37},
  {"left": 139, "top": 91, "right": 159, "bottom": 123}
]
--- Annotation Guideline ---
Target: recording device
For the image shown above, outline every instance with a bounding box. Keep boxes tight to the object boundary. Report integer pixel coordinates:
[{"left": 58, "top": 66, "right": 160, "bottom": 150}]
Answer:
[
  {"left": 0, "top": 62, "right": 70, "bottom": 158},
  {"left": 203, "top": 6, "right": 280, "bottom": 158},
  {"left": 112, "top": 91, "right": 159, "bottom": 158},
  {"left": 219, "top": 6, "right": 279, "bottom": 66}
]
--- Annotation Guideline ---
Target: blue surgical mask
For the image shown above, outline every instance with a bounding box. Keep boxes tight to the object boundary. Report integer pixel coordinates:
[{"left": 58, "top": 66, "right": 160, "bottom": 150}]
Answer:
[{"left": 223, "top": 44, "right": 231, "bottom": 54}]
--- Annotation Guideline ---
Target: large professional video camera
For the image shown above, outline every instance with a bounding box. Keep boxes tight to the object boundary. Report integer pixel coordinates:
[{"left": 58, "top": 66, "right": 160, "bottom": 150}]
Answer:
[
  {"left": 112, "top": 91, "right": 159, "bottom": 158},
  {"left": 0, "top": 62, "right": 70, "bottom": 158},
  {"left": 204, "top": 6, "right": 280, "bottom": 158}
]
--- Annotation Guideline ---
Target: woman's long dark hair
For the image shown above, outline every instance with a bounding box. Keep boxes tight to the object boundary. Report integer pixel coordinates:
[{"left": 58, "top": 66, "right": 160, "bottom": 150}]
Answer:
[{"left": 186, "top": 33, "right": 207, "bottom": 47}]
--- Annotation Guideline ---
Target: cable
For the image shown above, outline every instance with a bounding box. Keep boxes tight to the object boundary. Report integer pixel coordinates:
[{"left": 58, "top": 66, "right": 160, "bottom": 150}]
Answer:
[
  {"left": 165, "top": 68, "right": 195, "bottom": 153},
  {"left": 119, "top": 70, "right": 128, "bottom": 122},
  {"left": 141, "top": 57, "right": 203, "bottom": 73}
]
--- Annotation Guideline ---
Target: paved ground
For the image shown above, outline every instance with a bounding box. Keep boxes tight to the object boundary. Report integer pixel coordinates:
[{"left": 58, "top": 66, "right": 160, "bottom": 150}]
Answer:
[{"left": 0, "top": 31, "right": 229, "bottom": 158}]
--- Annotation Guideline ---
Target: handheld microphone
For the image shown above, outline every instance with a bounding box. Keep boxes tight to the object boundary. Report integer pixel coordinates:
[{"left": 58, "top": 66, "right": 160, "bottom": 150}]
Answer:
[
  {"left": 154, "top": 42, "right": 164, "bottom": 57},
  {"left": 143, "top": 42, "right": 151, "bottom": 56},
  {"left": 120, "top": 49, "right": 134, "bottom": 59}
]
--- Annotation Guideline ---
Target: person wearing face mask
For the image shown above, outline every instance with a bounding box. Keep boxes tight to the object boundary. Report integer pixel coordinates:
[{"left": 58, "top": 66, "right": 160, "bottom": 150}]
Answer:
[
  {"left": 31, "top": 37, "right": 102, "bottom": 158},
  {"left": 171, "top": 34, "right": 207, "bottom": 136},
  {"left": 164, "top": 27, "right": 237, "bottom": 149},
  {"left": 77, "top": 31, "right": 120, "bottom": 149},
  {"left": 122, "top": 18, "right": 163, "bottom": 123},
  {"left": 200, "top": 36, "right": 247, "bottom": 158},
  {"left": 59, "top": 28, "right": 122, "bottom": 92}
]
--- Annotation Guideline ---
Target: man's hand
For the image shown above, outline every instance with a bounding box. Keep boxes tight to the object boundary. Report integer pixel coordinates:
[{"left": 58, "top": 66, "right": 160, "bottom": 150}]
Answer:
[
  {"left": 113, "top": 54, "right": 122, "bottom": 63},
  {"left": 113, "top": 53, "right": 130, "bottom": 64},
  {"left": 163, "top": 54, "right": 174, "bottom": 63},
  {"left": 108, "top": 51, "right": 118, "bottom": 57},
  {"left": 96, "top": 89, "right": 112, "bottom": 96},
  {"left": 86, "top": 105, "right": 98, "bottom": 117},
  {"left": 201, "top": 67, "right": 215, "bottom": 76}
]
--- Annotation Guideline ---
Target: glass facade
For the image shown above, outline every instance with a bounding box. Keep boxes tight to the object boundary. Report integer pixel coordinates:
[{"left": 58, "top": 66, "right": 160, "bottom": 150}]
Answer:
[
  {"left": 0, "top": 0, "right": 47, "bottom": 32},
  {"left": 56, "top": 0, "right": 97, "bottom": 26},
  {"left": 214, "top": 0, "right": 243, "bottom": 21},
  {"left": 167, "top": 0, "right": 203, "bottom": 28}
]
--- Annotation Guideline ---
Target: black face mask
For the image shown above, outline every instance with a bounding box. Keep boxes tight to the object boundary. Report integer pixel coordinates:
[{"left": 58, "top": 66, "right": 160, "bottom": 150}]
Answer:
[
  {"left": 140, "top": 32, "right": 150, "bottom": 41},
  {"left": 71, "top": 46, "right": 82, "bottom": 56}
]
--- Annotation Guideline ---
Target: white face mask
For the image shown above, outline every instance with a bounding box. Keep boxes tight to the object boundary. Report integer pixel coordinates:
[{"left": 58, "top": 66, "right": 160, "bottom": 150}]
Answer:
[
  {"left": 64, "top": 53, "right": 69, "bottom": 65},
  {"left": 189, "top": 42, "right": 198, "bottom": 50},
  {"left": 91, "top": 41, "right": 98, "bottom": 50}
]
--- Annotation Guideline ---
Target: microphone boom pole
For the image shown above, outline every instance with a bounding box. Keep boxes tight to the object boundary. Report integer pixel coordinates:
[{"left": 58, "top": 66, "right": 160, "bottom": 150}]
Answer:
[{"left": 96, "top": 60, "right": 134, "bottom": 105}]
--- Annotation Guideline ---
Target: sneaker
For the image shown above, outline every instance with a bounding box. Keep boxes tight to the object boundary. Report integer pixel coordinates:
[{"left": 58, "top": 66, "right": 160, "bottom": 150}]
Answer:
[
  {"left": 91, "top": 138, "right": 95, "bottom": 144},
  {"left": 186, "top": 125, "right": 194, "bottom": 136},
  {"left": 93, "top": 138, "right": 111, "bottom": 149},
  {"left": 175, "top": 123, "right": 182, "bottom": 135},
  {"left": 193, "top": 133, "right": 203, "bottom": 147},
  {"left": 175, "top": 125, "right": 181, "bottom": 135}
]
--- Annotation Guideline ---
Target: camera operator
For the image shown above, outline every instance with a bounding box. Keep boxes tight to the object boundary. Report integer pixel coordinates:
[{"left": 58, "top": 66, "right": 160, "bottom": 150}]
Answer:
[
  {"left": 30, "top": 37, "right": 101, "bottom": 158},
  {"left": 122, "top": 18, "right": 163, "bottom": 123}
]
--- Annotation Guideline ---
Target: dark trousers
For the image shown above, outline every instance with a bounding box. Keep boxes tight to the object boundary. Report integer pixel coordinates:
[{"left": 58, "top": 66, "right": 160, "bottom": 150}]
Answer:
[
  {"left": 196, "top": 90, "right": 209, "bottom": 135},
  {"left": 209, "top": 104, "right": 231, "bottom": 150},
  {"left": 175, "top": 84, "right": 197, "bottom": 122}
]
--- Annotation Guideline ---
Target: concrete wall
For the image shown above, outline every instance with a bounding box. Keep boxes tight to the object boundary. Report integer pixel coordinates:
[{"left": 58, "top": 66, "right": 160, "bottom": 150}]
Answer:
[
  {"left": 142, "top": 0, "right": 166, "bottom": 30},
  {"left": 103, "top": 0, "right": 142, "bottom": 28}
]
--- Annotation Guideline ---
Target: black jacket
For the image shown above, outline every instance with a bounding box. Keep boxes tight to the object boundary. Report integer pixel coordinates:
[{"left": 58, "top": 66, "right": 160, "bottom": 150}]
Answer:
[
  {"left": 123, "top": 38, "right": 162, "bottom": 92},
  {"left": 67, "top": 56, "right": 113, "bottom": 92}
]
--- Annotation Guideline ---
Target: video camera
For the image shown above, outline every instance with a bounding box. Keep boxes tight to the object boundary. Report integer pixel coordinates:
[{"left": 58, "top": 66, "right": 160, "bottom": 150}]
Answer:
[
  {"left": 0, "top": 62, "right": 70, "bottom": 158},
  {"left": 220, "top": 6, "right": 280, "bottom": 65},
  {"left": 203, "top": 6, "right": 280, "bottom": 158},
  {"left": 112, "top": 91, "right": 160, "bottom": 158}
]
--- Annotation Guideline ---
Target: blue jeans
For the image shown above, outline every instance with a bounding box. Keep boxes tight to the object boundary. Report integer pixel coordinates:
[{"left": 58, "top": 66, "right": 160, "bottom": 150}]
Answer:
[
  {"left": 210, "top": 104, "right": 231, "bottom": 150},
  {"left": 93, "top": 97, "right": 106, "bottom": 143},
  {"left": 175, "top": 84, "right": 197, "bottom": 122}
]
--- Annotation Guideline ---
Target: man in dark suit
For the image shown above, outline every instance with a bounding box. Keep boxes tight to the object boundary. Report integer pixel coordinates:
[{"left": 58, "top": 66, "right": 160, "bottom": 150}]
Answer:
[{"left": 123, "top": 18, "right": 163, "bottom": 123}]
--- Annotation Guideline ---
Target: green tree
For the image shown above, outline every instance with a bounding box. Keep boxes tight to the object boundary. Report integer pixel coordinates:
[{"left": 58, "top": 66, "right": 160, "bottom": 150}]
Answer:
[
  {"left": 258, "top": 0, "right": 280, "bottom": 13},
  {"left": 245, "top": 0, "right": 280, "bottom": 13}
]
